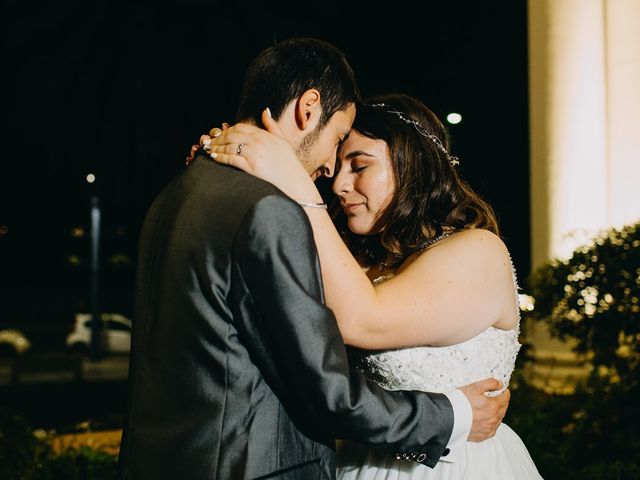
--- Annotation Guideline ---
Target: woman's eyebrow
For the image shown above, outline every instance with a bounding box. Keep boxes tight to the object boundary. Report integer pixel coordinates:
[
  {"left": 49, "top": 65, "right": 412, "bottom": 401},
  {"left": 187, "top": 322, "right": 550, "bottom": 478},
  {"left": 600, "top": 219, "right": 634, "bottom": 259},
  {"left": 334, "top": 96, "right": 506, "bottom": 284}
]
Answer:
[{"left": 344, "top": 150, "right": 375, "bottom": 160}]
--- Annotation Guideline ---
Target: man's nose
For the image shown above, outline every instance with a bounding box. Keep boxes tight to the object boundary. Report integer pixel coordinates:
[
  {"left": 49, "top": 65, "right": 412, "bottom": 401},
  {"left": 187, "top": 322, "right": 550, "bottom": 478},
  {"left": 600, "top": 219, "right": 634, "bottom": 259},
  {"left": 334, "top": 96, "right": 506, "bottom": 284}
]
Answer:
[{"left": 322, "top": 162, "right": 334, "bottom": 178}]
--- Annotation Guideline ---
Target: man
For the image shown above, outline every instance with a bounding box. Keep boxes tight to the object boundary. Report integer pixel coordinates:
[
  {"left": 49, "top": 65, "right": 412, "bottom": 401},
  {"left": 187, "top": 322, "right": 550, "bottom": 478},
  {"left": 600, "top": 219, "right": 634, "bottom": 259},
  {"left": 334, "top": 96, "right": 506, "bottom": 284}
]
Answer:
[{"left": 117, "top": 37, "right": 508, "bottom": 479}]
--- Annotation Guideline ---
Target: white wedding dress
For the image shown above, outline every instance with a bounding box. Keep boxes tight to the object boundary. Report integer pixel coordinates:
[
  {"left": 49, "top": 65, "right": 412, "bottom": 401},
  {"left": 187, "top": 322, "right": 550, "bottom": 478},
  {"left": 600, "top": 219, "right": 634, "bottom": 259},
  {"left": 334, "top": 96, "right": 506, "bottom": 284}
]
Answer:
[{"left": 337, "top": 268, "right": 543, "bottom": 480}]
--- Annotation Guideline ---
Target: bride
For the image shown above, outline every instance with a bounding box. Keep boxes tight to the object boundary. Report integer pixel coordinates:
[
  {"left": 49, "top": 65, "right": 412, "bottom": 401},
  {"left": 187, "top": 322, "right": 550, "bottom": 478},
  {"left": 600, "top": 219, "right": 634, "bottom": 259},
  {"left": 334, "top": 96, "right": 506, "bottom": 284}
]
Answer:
[{"left": 203, "top": 94, "right": 543, "bottom": 479}]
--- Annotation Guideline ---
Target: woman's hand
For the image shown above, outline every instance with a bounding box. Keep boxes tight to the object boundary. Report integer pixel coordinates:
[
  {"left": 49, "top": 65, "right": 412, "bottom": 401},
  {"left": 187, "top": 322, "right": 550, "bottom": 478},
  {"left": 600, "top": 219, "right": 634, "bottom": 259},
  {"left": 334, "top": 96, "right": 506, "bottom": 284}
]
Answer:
[
  {"left": 185, "top": 126, "right": 225, "bottom": 166},
  {"left": 185, "top": 142, "right": 201, "bottom": 166},
  {"left": 205, "top": 108, "right": 320, "bottom": 201}
]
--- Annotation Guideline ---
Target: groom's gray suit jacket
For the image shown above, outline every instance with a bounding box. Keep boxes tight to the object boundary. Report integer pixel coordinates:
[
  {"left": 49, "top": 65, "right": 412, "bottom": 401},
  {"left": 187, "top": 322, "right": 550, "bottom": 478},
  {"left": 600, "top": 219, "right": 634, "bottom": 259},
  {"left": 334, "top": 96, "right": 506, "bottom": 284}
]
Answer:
[{"left": 116, "top": 155, "right": 454, "bottom": 479}]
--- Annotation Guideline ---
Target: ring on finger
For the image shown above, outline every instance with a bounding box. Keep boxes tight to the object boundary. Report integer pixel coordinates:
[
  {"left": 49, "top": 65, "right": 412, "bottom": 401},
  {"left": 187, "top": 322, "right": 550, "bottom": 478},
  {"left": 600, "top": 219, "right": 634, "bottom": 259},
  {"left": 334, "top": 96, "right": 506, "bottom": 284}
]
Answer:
[{"left": 236, "top": 143, "right": 244, "bottom": 155}]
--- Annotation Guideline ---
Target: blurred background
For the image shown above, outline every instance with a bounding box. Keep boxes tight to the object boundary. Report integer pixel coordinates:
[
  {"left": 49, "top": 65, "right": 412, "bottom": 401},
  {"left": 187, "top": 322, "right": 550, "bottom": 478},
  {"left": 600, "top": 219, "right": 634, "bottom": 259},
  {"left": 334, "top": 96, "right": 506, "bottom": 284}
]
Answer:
[{"left": 1, "top": 1, "right": 639, "bottom": 478}]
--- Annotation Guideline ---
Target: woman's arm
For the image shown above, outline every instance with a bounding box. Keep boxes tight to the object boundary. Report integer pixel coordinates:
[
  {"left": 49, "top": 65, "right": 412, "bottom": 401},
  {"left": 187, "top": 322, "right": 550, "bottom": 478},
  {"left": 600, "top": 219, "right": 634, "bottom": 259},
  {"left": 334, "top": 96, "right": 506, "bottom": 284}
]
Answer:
[
  {"left": 207, "top": 112, "right": 519, "bottom": 349},
  {"left": 302, "top": 214, "right": 517, "bottom": 348}
]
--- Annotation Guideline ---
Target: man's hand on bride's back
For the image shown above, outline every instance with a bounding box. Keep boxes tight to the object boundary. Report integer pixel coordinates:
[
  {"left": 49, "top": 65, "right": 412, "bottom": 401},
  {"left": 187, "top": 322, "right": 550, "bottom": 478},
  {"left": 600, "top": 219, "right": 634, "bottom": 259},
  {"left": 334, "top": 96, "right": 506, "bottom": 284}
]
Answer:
[{"left": 460, "top": 378, "right": 510, "bottom": 442}]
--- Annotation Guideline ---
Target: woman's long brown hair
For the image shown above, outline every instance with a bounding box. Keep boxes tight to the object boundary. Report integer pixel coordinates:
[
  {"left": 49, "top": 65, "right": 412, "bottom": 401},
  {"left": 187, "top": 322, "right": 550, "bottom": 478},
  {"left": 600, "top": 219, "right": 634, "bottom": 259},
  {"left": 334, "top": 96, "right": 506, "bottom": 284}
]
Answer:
[{"left": 332, "top": 93, "right": 499, "bottom": 268}]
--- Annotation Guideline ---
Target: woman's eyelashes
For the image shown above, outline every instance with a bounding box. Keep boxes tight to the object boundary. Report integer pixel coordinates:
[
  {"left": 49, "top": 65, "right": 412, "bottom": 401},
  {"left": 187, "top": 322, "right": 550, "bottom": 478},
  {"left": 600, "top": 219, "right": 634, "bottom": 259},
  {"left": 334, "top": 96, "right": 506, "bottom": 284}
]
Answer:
[{"left": 335, "top": 158, "right": 367, "bottom": 175}]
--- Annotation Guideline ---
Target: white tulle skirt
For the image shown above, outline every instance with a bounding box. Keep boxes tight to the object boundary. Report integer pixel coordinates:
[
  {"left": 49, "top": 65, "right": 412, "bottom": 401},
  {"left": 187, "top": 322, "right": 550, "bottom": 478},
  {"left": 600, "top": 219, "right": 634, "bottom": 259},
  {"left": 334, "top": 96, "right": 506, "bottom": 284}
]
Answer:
[{"left": 336, "top": 423, "right": 543, "bottom": 480}]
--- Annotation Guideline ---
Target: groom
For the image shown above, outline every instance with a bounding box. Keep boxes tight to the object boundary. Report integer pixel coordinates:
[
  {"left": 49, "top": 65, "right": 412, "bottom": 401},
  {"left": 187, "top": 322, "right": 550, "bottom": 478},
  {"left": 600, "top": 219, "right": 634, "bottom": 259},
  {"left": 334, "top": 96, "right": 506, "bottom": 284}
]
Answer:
[{"left": 117, "top": 37, "right": 508, "bottom": 479}]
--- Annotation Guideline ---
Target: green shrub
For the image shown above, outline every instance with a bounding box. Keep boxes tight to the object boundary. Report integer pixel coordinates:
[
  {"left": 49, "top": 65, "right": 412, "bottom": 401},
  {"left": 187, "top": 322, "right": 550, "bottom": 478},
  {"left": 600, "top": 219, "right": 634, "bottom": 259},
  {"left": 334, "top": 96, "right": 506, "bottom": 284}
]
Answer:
[
  {"left": 509, "top": 220, "right": 640, "bottom": 479},
  {"left": 0, "top": 410, "right": 117, "bottom": 480}
]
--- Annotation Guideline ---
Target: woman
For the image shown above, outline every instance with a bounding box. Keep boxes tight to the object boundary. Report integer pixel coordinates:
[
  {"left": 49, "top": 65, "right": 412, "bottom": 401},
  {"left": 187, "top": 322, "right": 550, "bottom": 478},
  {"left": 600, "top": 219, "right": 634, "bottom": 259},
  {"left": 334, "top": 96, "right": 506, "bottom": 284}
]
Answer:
[{"left": 200, "top": 94, "right": 542, "bottom": 478}]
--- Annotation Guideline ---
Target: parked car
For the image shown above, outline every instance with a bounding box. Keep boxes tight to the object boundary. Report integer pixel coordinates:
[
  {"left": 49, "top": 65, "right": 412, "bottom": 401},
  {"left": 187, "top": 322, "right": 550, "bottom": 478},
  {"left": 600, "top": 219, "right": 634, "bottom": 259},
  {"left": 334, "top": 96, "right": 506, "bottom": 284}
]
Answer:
[
  {"left": 66, "top": 313, "right": 132, "bottom": 354},
  {"left": 0, "top": 329, "right": 31, "bottom": 357}
]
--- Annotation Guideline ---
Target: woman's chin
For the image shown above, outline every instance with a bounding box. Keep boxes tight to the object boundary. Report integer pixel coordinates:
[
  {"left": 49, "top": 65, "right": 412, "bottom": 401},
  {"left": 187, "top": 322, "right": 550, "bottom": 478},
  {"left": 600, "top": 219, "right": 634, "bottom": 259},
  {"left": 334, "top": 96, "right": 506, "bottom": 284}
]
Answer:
[{"left": 347, "top": 219, "right": 375, "bottom": 236}]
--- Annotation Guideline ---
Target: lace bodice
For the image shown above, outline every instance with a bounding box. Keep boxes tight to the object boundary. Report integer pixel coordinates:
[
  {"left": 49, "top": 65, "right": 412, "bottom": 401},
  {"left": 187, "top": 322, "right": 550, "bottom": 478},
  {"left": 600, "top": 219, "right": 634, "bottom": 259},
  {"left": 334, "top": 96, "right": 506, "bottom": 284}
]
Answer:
[
  {"left": 359, "top": 326, "right": 520, "bottom": 395},
  {"left": 358, "top": 264, "right": 522, "bottom": 396}
]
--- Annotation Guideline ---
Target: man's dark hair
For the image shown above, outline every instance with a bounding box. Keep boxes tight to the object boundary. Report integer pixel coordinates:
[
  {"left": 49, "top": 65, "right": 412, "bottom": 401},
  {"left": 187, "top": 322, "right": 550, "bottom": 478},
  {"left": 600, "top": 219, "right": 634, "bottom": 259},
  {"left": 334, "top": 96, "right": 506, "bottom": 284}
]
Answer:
[{"left": 235, "top": 37, "right": 360, "bottom": 129}]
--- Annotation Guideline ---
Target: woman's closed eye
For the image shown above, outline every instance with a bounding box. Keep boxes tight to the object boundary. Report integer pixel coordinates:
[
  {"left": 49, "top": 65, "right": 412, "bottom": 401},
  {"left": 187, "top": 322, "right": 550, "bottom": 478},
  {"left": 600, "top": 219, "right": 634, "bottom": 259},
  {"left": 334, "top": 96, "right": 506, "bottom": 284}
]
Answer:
[{"left": 352, "top": 165, "right": 367, "bottom": 173}]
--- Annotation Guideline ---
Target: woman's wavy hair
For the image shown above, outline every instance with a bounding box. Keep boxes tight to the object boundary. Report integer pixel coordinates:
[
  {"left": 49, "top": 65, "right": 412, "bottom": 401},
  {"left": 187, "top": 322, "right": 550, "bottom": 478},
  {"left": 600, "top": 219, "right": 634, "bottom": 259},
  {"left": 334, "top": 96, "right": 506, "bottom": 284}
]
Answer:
[{"left": 332, "top": 93, "right": 499, "bottom": 268}]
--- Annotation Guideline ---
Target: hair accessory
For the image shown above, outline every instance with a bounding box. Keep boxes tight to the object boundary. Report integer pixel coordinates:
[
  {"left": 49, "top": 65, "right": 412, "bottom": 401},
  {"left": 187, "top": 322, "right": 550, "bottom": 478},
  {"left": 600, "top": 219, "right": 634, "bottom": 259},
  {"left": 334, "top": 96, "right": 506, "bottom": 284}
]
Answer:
[
  {"left": 296, "top": 200, "right": 328, "bottom": 209},
  {"left": 371, "top": 103, "right": 460, "bottom": 167}
]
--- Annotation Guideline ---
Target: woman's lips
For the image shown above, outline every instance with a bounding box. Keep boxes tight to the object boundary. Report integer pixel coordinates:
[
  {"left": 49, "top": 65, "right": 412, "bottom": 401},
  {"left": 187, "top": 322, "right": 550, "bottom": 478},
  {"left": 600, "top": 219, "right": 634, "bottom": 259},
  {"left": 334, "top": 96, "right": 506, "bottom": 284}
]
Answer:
[{"left": 342, "top": 203, "right": 363, "bottom": 214}]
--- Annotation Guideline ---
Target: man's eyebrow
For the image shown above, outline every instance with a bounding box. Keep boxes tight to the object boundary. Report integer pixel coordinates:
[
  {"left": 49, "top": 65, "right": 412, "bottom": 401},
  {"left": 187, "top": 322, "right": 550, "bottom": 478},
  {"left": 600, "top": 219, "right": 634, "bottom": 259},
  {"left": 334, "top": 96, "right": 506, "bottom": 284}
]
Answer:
[{"left": 344, "top": 150, "right": 375, "bottom": 160}]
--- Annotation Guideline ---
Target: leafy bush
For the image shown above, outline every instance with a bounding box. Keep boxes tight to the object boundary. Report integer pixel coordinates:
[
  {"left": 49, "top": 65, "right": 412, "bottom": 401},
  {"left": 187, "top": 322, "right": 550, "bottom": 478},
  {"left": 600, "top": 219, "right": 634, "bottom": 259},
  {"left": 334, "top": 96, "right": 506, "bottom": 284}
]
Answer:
[
  {"left": 0, "top": 410, "right": 117, "bottom": 480},
  {"left": 526, "top": 221, "right": 640, "bottom": 381},
  {"left": 508, "top": 220, "right": 640, "bottom": 479}
]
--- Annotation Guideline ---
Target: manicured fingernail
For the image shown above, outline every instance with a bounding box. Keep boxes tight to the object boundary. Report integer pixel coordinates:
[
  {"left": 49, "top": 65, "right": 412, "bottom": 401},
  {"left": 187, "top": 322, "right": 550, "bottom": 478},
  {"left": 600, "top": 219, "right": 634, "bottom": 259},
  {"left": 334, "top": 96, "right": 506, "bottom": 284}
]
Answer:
[
  {"left": 212, "top": 130, "right": 221, "bottom": 138},
  {"left": 265, "top": 107, "right": 272, "bottom": 118},
  {"left": 222, "top": 122, "right": 230, "bottom": 129},
  {"left": 203, "top": 139, "right": 211, "bottom": 147},
  {"left": 210, "top": 152, "right": 217, "bottom": 159}
]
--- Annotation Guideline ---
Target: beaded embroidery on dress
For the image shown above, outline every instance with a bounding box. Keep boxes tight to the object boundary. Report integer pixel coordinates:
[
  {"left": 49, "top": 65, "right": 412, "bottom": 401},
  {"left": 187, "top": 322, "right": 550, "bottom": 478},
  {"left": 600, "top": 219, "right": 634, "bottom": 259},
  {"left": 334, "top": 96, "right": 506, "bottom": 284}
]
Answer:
[
  {"left": 359, "top": 260, "right": 522, "bottom": 397},
  {"left": 337, "top": 258, "right": 544, "bottom": 479}
]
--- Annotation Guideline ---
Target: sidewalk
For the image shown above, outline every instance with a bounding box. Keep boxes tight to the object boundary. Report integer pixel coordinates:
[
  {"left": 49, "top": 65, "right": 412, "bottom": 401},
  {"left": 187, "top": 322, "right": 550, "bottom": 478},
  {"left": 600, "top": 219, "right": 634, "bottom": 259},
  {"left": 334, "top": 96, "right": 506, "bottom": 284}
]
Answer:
[{"left": 0, "top": 353, "right": 129, "bottom": 386}]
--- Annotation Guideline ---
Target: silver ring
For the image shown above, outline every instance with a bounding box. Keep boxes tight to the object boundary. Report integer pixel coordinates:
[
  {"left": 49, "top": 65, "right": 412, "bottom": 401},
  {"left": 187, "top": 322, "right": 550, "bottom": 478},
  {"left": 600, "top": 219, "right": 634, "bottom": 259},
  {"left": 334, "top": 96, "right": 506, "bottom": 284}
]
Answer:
[{"left": 236, "top": 143, "right": 244, "bottom": 155}]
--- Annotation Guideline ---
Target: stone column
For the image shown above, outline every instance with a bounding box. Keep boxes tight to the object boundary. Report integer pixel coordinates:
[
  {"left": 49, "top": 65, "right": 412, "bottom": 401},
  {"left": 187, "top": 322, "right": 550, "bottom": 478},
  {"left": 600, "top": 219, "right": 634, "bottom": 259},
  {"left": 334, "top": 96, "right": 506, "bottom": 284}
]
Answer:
[{"left": 526, "top": 0, "right": 640, "bottom": 393}]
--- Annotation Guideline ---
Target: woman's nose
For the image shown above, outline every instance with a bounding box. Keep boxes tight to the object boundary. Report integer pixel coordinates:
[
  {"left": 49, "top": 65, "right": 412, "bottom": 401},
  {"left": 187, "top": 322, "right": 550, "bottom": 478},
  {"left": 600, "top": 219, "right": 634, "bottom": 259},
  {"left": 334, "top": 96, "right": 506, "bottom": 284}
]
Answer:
[{"left": 332, "top": 172, "right": 353, "bottom": 195}]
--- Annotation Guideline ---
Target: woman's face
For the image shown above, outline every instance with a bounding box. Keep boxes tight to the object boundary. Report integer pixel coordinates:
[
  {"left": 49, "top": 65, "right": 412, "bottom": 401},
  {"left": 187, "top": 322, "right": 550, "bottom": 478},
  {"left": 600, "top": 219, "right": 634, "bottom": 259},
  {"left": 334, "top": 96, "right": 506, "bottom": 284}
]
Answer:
[{"left": 333, "top": 130, "right": 395, "bottom": 235}]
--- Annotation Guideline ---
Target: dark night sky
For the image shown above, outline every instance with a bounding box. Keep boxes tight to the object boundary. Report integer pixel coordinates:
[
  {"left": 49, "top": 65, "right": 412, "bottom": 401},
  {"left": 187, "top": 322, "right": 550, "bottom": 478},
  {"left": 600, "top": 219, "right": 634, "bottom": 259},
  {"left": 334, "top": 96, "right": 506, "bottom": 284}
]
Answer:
[{"left": 0, "top": 1, "right": 529, "bottom": 327}]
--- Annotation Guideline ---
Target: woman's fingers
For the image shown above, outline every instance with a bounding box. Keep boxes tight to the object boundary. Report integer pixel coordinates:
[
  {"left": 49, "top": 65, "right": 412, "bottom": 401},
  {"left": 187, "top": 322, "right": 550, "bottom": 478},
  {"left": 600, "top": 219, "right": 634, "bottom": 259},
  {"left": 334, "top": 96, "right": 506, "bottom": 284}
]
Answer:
[
  {"left": 261, "top": 108, "right": 277, "bottom": 133},
  {"left": 208, "top": 142, "right": 260, "bottom": 175},
  {"left": 261, "top": 108, "right": 286, "bottom": 138},
  {"left": 185, "top": 143, "right": 200, "bottom": 166},
  {"left": 208, "top": 142, "right": 251, "bottom": 158},
  {"left": 210, "top": 123, "right": 285, "bottom": 154},
  {"left": 209, "top": 151, "right": 251, "bottom": 172},
  {"left": 210, "top": 129, "right": 257, "bottom": 149},
  {"left": 200, "top": 134, "right": 212, "bottom": 147},
  {"left": 204, "top": 120, "right": 292, "bottom": 177},
  {"left": 219, "top": 122, "right": 264, "bottom": 136},
  {"left": 189, "top": 123, "right": 265, "bottom": 169}
]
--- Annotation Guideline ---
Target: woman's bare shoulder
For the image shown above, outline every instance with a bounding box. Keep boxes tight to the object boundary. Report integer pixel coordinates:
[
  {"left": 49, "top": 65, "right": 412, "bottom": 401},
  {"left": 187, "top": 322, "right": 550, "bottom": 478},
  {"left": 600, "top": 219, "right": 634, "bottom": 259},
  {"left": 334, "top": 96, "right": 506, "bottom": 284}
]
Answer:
[{"left": 426, "top": 228, "right": 510, "bottom": 264}]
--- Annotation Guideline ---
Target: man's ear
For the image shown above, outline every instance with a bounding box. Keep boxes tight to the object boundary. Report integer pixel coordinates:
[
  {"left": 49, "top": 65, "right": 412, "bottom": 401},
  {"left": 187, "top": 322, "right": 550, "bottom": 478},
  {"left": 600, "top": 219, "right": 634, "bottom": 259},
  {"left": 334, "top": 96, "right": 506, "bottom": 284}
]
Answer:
[{"left": 295, "top": 88, "right": 321, "bottom": 131}]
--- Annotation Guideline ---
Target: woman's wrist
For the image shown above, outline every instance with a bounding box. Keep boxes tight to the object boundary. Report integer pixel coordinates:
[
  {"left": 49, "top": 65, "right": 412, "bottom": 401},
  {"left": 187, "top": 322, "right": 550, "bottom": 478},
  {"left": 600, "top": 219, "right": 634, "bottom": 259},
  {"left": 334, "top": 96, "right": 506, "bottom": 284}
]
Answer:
[
  {"left": 295, "top": 200, "right": 328, "bottom": 209},
  {"left": 285, "top": 174, "right": 324, "bottom": 204}
]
